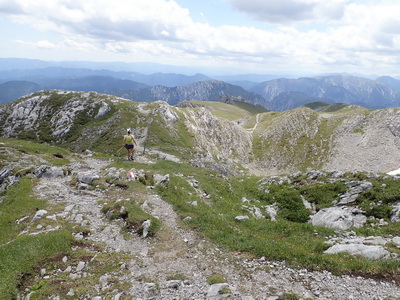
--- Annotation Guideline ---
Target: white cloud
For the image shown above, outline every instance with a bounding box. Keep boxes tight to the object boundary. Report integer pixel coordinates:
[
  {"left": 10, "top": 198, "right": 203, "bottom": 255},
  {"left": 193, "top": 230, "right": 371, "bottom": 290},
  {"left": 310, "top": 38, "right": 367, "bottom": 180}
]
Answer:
[
  {"left": 15, "top": 38, "right": 97, "bottom": 53},
  {"left": 0, "top": 0, "right": 192, "bottom": 41},
  {"left": 225, "top": 0, "right": 349, "bottom": 24},
  {"left": 2, "top": 0, "right": 400, "bottom": 74}
]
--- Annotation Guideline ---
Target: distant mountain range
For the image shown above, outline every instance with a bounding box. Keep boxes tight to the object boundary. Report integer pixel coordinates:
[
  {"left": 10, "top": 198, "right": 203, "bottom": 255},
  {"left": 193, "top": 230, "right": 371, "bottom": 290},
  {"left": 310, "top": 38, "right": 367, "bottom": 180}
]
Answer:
[
  {"left": 250, "top": 75, "right": 400, "bottom": 110},
  {"left": 105, "top": 80, "right": 264, "bottom": 105},
  {"left": 1, "top": 58, "right": 400, "bottom": 110}
]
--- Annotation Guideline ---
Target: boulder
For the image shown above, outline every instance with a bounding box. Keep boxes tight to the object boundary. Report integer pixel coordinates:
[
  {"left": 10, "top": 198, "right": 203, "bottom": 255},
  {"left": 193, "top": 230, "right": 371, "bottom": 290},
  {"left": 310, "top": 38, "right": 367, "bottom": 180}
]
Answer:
[
  {"left": 242, "top": 204, "right": 264, "bottom": 219},
  {"left": 84, "top": 149, "right": 93, "bottom": 156},
  {"left": 142, "top": 219, "right": 151, "bottom": 238},
  {"left": 165, "top": 280, "right": 182, "bottom": 289},
  {"left": 309, "top": 206, "right": 367, "bottom": 230},
  {"left": 235, "top": 215, "right": 249, "bottom": 222},
  {"left": 324, "top": 244, "right": 391, "bottom": 259},
  {"left": 34, "top": 165, "right": 48, "bottom": 178},
  {"left": 32, "top": 209, "right": 48, "bottom": 222},
  {"left": 154, "top": 174, "right": 170, "bottom": 186},
  {"left": 42, "top": 166, "right": 64, "bottom": 178},
  {"left": 104, "top": 167, "right": 120, "bottom": 180},
  {"left": 265, "top": 204, "right": 278, "bottom": 222},
  {"left": 77, "top": 170, "right": 100, "bottom": 184},
  {"left": 391, "top": 202, "right": 400, "bottom": 223},
  {"left": 188, "top": 201, "right": 198, "bottom": 207},
  {"left": 76, "top": 261, "right": 85, "bottom": 272},
  {"left": 207, "top": 283, "right": 229, "bottom": 297},
  {"left": 307, "top": 170, "right": 325, "bottom": 180}
]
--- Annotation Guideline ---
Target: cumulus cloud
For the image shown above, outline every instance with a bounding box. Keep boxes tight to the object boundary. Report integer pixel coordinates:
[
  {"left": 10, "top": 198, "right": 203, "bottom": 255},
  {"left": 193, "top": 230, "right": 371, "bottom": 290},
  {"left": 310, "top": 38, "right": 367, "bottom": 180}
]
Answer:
[
  {"left": 15, "top": 38, "right": 97, "bottom": 53},
  {"left": 225, "top": 0, "right": 348, "bottom": 24},
  {"left": 2, "top": 0, "right": 400, "bottom": 74},
  {"left": 0, "top": 0, "right": 192, "bottom": 41}
]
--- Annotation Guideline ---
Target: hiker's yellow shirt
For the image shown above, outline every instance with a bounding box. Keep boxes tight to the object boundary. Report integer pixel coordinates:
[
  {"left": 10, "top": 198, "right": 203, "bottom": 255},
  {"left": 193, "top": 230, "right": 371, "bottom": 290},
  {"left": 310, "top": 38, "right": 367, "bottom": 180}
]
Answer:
[{"left": 125, "top": 135, "right": 134, "bottom": 144}]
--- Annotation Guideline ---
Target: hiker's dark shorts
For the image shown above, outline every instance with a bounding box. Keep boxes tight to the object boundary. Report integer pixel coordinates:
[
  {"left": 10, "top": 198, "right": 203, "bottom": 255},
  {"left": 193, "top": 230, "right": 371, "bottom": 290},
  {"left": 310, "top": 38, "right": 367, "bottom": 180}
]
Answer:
[{"left": 125, "top": 144, "right": 134, "bottom": 149}]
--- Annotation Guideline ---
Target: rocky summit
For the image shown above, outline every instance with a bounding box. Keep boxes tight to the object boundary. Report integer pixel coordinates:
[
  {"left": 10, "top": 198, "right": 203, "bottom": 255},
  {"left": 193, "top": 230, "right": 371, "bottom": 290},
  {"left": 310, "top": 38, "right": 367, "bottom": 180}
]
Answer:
[{"left": 1, "top": 90, "right": 400, "bottom": 299}]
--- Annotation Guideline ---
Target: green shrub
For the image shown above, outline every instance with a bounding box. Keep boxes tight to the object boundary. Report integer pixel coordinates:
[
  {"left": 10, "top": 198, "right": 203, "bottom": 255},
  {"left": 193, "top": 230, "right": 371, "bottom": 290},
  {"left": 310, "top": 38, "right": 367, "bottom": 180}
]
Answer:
[
  {"left": 207, "top": 274, "right": 225, "bottom": 285},
  {"left": 258, "top": 185, "right": 310, "bottom": 223},
  {"left": 358, "top": 178, "right": 400, "bottom": 205},
  {"left": 101, "top": 199, "right": 161, "bottom": 237},
  {"left": 276, "top": 189, "right": 310, "bottom": 223},
  {"left": 279, "top": 292, "right": 301, "bottom": 300},
  {"left": 299, "top": 182, "right": 347, "bottom": 210},
  {"left": 365, "top": 205, "right": 392, "bottom": 220}
]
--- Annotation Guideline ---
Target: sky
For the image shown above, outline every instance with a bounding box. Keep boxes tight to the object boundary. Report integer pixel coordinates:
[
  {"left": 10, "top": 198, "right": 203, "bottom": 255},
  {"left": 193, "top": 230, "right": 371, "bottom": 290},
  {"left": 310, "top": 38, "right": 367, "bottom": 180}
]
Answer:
[{"left": 1, "top": 0, "right": 400, "bottom": 76}]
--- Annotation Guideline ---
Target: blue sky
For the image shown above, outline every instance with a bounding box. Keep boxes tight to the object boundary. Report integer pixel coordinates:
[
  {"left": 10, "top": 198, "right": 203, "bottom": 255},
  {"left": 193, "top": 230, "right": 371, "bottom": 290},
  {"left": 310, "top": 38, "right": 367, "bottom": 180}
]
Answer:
[{"left": 1, "top": 0, "right": 400, "bottom": 76}]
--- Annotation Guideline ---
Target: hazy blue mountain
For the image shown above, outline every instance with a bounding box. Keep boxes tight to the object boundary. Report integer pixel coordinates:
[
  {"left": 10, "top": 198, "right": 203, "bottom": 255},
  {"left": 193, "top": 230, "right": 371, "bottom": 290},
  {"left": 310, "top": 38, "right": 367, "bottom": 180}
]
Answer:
[
  {"left": 36, "top": 75, "right": 149, "bottom": 92},
  {"left": 251, "top": 75, "right": 399, "bottom": 111},
  {"left": 0, "top": 81, "right": 42, "bottom": 104},
  {"left": 106, "top": 80, "right": 264, "bottom": 105},
  {"left": 376, "top": 76, "right": 400, "bottom": 92},
  {"left": 223, "top": 80, "right": 259, "bottom": 90},
  {"left": 126, "top": 72, "right": 211, "bottom": 87},
  {"left": 214, "top": 73, "right": 294, "bottom": 82},
  {"left": 2, "top": 58, "right": 400, "bottom": 111},
  {"left": 0, "top": 58, "right": 230, "bottom": 76},
  {"left": 0, "top": 65, "right": 212, "bottom": 88}
]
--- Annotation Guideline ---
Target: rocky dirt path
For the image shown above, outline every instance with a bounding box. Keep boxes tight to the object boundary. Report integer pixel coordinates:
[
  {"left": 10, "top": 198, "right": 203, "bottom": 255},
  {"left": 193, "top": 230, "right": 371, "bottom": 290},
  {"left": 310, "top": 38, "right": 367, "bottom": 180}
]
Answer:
[
  {"left": 247, "top": 113, "right": 260, "bottom": 133},
  {"left": 31, "top": 157, "right": 400, "bottom": 300}
]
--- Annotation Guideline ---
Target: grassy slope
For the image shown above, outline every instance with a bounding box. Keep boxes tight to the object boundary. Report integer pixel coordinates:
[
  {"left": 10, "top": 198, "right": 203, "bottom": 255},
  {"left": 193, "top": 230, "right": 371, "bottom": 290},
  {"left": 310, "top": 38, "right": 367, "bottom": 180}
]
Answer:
[
  {"left": 251, "top": 107, "right": 372, "bottom": 172},
  {"left": 181, "top": 100, "right": 263, "bottom": 121},
  {"left": 151, "top": 160, "right": 400, "bottom": 280},
  {"left": 0, "top": 140, "right": 74, "bottom": 298},
  {"left": 0, "top": 140, "right": 131, "bottom": 298}
]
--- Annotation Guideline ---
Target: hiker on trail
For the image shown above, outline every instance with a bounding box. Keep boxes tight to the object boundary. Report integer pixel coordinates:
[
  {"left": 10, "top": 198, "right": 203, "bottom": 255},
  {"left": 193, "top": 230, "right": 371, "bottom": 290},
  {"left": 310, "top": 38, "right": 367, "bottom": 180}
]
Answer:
[{"left": 123, "top": 128, "right": 137, "bottom": 160}]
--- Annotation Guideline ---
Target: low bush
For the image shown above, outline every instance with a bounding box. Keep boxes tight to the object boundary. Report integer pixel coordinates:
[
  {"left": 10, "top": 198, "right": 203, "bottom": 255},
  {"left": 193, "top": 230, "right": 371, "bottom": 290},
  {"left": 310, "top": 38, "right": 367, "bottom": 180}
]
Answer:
[
  {"left": 299, "top": 181, "right": 347, "bottom": 210},
  {"left": 101, "top": 199, "right": 161, "bottom": 237}
]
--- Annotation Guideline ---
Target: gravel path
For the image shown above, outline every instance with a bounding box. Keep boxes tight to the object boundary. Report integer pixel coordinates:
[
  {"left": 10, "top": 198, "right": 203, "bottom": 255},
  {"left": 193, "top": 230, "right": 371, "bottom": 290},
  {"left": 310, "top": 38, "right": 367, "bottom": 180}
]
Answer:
[{"left": 31, "top": 157, "right": 400, "bottom": 300}]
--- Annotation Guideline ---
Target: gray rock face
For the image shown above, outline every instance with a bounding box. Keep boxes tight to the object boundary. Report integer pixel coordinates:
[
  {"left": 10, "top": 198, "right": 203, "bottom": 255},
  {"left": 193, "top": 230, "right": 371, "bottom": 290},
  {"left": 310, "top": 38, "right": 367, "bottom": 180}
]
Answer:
[
  {"left": 0, "top": 91, "right": 111, "bottom": 141},
  {"left": 337, "top": 181, "right": 373, "bottom": 205},
  {"left": 184, "top": 107, "right": 252, "bottom": 171},
  {"left": 0, "top": 168, "right": 19, "bottom": 193},
  {"left": 324, "top": 244, "right": 391, "bottom": 259},
  {"left": 309, "top": 207, "right": 367, "bottom": 230},
  {"left": 0, "top": 168, "right": 13, "bottom": 184}
]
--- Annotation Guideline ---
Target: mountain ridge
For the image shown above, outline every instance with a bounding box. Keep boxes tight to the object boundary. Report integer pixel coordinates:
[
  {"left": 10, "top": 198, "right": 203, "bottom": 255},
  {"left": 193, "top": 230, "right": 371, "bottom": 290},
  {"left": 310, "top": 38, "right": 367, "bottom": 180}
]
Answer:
[
  {"left": 2, "top": 90, "right": 400, "bottom": 175},
  {"left": 2, "top": 58, "right": 400, "bottom": 110}
]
